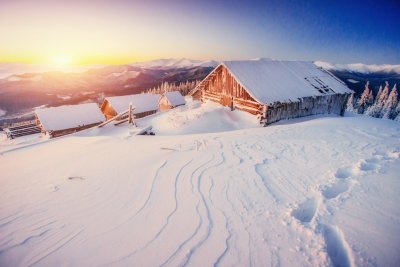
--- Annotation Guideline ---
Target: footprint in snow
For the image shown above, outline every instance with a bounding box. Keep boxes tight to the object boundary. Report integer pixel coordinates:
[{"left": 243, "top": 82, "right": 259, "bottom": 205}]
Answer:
[
  {"left": 320, "top": 224, "right": 353, "bottom": 267},
  {"left": 334, "top": 167, "right": 356, "bottom": 179},
  {"left": 292, "top": 198, "right": 318, "bottom": 223},
  {"left": 357, "top": 161, "right": 378, "bottom": 172},
  {"left": 322, "top": 181, "right": 350, "bottom": 200}
]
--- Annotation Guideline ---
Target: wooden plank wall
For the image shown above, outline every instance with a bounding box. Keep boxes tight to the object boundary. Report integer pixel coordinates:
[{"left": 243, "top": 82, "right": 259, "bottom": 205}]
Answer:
[
  {"left": 203, "top": 66, "right": 253, "bottom": 100},
  {"left": 50, "top": 122, "right": 102, "bottom": 138},
  {"left": 202, "top": 65, "right": 262, "bottom": 114}
]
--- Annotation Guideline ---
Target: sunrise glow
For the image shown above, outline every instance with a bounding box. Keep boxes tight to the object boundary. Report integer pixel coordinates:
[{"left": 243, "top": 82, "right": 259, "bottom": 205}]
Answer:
[{"left": 51, "top": 55, "right": 73, "bottom": 66}]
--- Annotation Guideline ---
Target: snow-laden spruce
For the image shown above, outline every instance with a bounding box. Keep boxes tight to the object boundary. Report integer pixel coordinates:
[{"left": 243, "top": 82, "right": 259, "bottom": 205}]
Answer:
[{"left": 349, "top": 81, "right": 400, "bottom": 121}]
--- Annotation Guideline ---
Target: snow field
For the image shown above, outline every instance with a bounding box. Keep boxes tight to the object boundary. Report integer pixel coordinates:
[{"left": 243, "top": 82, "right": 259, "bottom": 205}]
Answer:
[{"left": 0, "top": 108, "right": 399, "bottom": 266}]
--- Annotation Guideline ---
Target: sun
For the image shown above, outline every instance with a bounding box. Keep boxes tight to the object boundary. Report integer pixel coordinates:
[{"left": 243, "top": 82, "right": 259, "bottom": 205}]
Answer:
[{"left": 51, "top": 55, "right": 73, "bottom": 66}]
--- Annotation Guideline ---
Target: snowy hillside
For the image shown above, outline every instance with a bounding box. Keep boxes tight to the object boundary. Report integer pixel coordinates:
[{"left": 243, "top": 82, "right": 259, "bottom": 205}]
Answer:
[{"left": 0, "top": 102, "right": 400, "bottom": 267}]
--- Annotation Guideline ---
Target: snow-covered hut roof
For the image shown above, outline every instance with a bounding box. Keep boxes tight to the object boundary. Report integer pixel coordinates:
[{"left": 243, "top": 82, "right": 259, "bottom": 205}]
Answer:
[
  {"left": 196, "top": 59, "right": 353, "bottom": 104},
  {"left": 162, "top": 91, "right": 186, "bottom": 107},
  {"left": 35, "top": 103, "right": 105, "bottom": 132},
  {"left": 104, "top": 93, "right": 161, "bottom": 114}
]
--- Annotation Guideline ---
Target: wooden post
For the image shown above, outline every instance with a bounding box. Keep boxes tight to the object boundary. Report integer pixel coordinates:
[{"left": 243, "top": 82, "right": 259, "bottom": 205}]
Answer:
[{"left": 128, "top": 102, "right": 132, "bottom": 124}]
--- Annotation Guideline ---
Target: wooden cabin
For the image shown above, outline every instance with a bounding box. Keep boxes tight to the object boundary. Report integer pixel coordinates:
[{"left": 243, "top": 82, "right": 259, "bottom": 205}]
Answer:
[
  {"left": 4, "top": 121, "right": 41, "bottom": 139},
  {"left": 101, "top": 93, "right": 161, "bottom": 120},
  {"left": 159, "top": 91, "right": 186, "bottom": 111},
  {"left": 189, "top": 59, "right": 353, "bottom": 125},
  {"left": 35, "top": 103, "right": 105, "bottom": 137}
]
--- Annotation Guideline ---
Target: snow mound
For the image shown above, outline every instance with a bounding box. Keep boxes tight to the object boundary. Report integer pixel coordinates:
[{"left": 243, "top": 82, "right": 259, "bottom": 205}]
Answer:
[{"left": 138, "top": 100, "right": 260, "bottom": 135}]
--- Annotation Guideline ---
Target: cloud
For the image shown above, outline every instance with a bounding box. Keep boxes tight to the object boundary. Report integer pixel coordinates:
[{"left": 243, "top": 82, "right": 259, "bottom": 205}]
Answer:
[{"left": 315, "top": 61, "right": 400, "bottom": 74}]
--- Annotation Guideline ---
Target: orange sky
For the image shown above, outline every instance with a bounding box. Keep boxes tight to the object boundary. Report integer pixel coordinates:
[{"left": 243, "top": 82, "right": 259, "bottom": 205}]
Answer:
[{"left": 0, "top": 1, "right": 226, "bottom": 65}]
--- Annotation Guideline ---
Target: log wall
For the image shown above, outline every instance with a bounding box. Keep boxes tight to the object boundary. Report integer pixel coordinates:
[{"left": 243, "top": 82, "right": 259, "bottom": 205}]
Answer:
[
  {"left": 50, "top": 122, "right": 101, "bottom": 138},
  {"left": 201, "top": 65, "right": 262, "bottom": 114}
]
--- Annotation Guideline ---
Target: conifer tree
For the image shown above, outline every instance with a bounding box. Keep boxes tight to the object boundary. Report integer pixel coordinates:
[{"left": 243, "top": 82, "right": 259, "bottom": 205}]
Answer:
[
  {"left": 357, "top": 81, "right": 371, "bottom": 114},
  {"left": 375, "top": 85, "right": 383, "bottom": 101},
  {"left": 365, "top": 82, "right": 389, "bottom": 118},
  {"left": 379, "top": 82, "right": 390, "bottom": 104},
  {"left": 346, "top": 94, "right": 356, "bottom": 112},
  {"left": 382, "top": 84, "right": 398, "bottom": 119},
  {"left": 146, "top": 80, "right": 200, "bottom": 95},
  {"left": 394, "top": 102, "right": 400, "bottom": 122},
  {"left": 367, "top": 89, "right": 374, "bottom": 105}
]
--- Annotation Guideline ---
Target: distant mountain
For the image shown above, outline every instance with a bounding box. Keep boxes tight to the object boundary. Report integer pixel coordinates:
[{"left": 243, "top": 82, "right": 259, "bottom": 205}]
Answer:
[
  {"left": 0, "top": 59, "right": 216, "bottom": 122},
  {"left": 314, "top": 61, "right": 400, "bottom": 75},
  {"left": 0, "top": 62, "right": 104, "bottom": 79},
  {"left": 315, "top": 61, "right": 400, "bottom": 97},
  {"left": 130, "top": 58, "right": 219, "bottom": 69}
]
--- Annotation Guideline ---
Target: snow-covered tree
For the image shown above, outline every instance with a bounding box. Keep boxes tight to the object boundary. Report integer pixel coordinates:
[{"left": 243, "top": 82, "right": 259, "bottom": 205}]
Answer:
[
  {"left": 147, "top": 80, "right": 200, "bottom": 95},
  {"left": 357, "top": 82, "right": 371, "bottom": 114},
  {"left": 375, "top": 85, "right": 383, "bottom": 101},
  {"left": 367, "top": 89, "right": 374, "bottom": 105},
  {"left": 395, "top": 102, "right": 400, "bottom": 122},
  {"left": 382, "top": 84, "right": 398, "bottom": 119},
  {"left": 365, "top": 82, "right": 390, "bottom": 118},
  {"left": 379, "top": 82, "right": 390, "bottom": 104},
  {"left": 346, "top": 94, "right": 356, "bottom": 112}
]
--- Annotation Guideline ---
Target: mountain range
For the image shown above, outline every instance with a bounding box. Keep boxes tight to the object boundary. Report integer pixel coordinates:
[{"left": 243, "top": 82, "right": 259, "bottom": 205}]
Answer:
[{"left": 0, "top": 59, "right": 216, "bottom": 123}]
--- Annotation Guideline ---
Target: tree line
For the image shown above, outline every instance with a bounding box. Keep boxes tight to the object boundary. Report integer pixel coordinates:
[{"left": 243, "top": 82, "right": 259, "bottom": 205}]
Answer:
[
  {"left": 147, "top": 80, "right": 200, "bottom": 95},
  {"left": 347, "top": 81, "right": 399, "bottom": 121}
]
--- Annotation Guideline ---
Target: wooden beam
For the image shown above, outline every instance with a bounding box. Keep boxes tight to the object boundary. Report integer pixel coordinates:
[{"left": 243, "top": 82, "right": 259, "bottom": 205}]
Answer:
[{"left": 128, "top": 102, "right": 133, "bottom": 124}]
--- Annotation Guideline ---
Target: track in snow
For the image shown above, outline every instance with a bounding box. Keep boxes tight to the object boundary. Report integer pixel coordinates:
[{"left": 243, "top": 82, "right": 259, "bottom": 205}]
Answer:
[{"left": 0, "top": 116, "right": 399, "bottom": 266}]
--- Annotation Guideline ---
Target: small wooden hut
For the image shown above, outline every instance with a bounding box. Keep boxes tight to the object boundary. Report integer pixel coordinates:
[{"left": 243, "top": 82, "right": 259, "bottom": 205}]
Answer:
[
  {"left": 101, "top": 93, "right": 161, "bottom": 120},
  {"left": 159, "top": 91, "right": 186, "bottom": 111},
  {"left": 4, "top": 121, "right": 41, "bottom": 139},
  {"left": 189, "top": 59, "right": 353, "bottom": 125},
  {"left": 35, "top": 103, "right": 105, "bottom": 137}
]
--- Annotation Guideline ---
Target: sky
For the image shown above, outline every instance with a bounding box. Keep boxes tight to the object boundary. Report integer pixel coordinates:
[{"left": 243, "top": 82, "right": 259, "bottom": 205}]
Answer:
[{"left": 0, "top": 0, "right": 399, "bottom": 65}]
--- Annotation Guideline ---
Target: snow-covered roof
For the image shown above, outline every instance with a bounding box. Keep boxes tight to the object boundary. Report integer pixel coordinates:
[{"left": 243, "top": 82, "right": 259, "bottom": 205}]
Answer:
[
  {"left": 208, "top": 59, "right": 353, "bottom": 104},
  {"left": 104, "top": 93, "right": 161, "bottom": 114},
  {"left": 162, "top": 91, "right": 186, "bottom": 107},
  {"left": 35, "top": 103, "right": 105, "bottom": 132}
]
